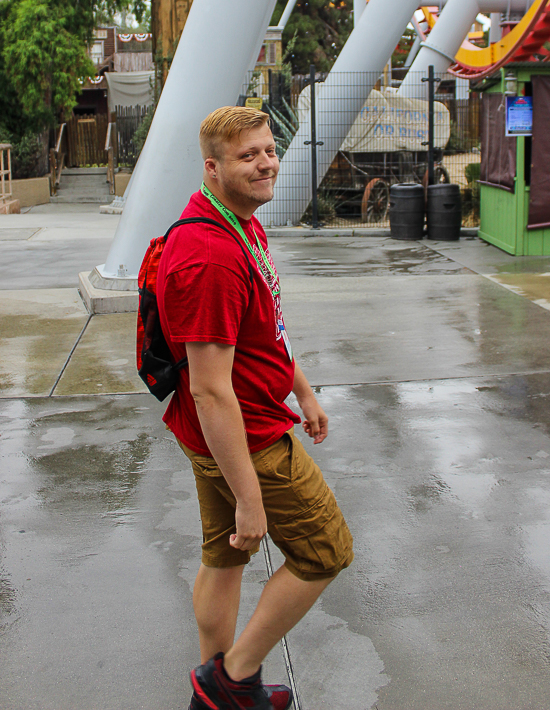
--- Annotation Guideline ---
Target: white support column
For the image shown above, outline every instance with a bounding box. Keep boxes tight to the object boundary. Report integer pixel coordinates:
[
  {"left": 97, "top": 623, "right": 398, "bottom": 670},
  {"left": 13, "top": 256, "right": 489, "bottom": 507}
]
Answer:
[
  {"left": 399, "top": 0, "right": 480, "bottom": 100},
  {"left": 354, "top": 0, "right": 367, "bottom": 27},
  {"left": 489, "top": 12, "right": 503, "bottom": 42},
  {"left": 425, "top": 0, "right": 534, "bottom": 10},
  {"left": 99, "top": 0, "right": 278, "bottom": 282},
  {"left": 242, "top": 1, "right": 283, "bottom": 98},
  {"left": 399, "top": 0, "right": 531, "bottom": 101},
  {"left": 257, "top": 0, "right": 420, "bottom": 227},
  {"left": 277, "top": 0, "right": 299, "bottom": 29}
]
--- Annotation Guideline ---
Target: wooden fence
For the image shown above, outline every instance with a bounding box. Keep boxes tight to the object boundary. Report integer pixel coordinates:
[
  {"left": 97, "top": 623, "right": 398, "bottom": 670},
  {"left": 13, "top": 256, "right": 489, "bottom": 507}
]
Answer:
[{"left": 66, "top": 114, "right": 110, "bottom": 167}]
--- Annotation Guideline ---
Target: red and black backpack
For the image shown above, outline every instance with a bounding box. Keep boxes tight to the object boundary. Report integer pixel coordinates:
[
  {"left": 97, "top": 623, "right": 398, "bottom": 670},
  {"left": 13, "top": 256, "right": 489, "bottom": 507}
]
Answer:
[{"left": 136, "top": 217, "right": 254, "bottom": 401}]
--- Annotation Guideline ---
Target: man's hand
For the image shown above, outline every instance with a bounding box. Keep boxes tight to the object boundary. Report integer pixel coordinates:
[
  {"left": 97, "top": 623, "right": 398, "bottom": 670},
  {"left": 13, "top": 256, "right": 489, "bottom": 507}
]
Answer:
[
  {"left": 230, "top": 495, "right": 268, "bottom": 550},
  {"left": 292, "top": 363, "right": 329, "bottom": 444},
  {"left": 300, "top": 393, "right": 328, "bottom": 444},
  {"left": 187, "top": 341, "right": 268, "bottom": 547}
]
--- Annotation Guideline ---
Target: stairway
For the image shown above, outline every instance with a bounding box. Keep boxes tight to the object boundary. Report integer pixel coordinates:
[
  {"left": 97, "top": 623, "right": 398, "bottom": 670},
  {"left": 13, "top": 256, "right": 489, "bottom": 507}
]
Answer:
[{"left": 50, "top": 167, "right": 113, "bottom": 204}]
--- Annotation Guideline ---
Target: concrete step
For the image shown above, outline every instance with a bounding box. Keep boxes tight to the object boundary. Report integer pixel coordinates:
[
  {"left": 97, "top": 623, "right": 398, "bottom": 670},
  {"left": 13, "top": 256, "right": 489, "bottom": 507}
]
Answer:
[
  {"left": 52, "top": 169, "right": 112, "bottom": 203},
  {"left": 50, "top": 194, "right": 114, "bottom": 204},
  {"left": 60, "top": 177, "right": 109, "bottom": 186},
  {"left": 62, "top": 174, "right": 109, "bottom": 181},
  {"left": 63, "top": 167, "right": 108, "bottom": 175},
  {"left": 56, "top": 186, "right": 110, "bottom": 195}
]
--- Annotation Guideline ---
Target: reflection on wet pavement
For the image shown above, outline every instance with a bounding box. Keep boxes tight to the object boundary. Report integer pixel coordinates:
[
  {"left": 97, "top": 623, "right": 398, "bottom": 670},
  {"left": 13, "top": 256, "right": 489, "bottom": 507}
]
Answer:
[
  {"left": 485, "top": 272, "right": 550, "bottom": 312},
  {"left": 55, "top": 312, "right": 146, "bottom": 395},
  {"left": 3, "top": 370, "right": 550, "bottom": 708},
  {"left": 5, "top": 231, "right": 550, "bottom": 708},
  {"left": 269, "top": 237, "right": 467, "bottom": 277},
  {"left": 0, "top": 289, "right": 88, "bottom": 396}
]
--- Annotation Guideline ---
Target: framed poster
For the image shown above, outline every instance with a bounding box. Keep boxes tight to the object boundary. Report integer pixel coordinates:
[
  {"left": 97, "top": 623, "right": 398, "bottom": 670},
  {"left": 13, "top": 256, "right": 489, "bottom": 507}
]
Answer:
[{"left": 506, "top": 96, "right": 533, "bottom": 136}]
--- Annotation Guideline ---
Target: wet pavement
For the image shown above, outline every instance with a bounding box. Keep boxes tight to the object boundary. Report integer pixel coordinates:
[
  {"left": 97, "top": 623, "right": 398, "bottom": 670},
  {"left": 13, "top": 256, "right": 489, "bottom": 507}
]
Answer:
[{"left": 3, "top": 205, "right": 550, "bottom": 709}]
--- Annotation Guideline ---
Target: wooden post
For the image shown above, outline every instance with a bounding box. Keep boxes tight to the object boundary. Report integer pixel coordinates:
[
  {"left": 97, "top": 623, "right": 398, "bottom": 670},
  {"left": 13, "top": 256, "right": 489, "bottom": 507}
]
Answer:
[
  {"left": 49, "top": 148, "right": 57, "bottom": 194},
  {"left": 151, "top": 0, "right": 194, "bottom": 86}
]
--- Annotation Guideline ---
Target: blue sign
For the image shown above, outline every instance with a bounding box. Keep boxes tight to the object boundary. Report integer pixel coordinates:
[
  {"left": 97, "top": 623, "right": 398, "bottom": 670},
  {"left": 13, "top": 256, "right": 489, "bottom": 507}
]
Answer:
[{"left": 506, "top": 96, "right": 533, "bottom": 136}]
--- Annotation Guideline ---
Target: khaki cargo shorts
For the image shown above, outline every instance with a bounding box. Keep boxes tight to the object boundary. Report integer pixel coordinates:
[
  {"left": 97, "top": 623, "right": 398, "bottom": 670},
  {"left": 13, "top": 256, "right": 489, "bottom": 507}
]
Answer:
[{"left": 178, "top": 428, "right": 354, "bottom": 581}]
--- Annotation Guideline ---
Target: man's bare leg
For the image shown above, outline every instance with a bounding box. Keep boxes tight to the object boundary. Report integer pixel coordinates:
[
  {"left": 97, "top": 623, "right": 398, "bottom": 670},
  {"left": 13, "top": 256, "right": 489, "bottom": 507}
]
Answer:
[
  {"left": 223, "top": 563, "right": 332, "bottom": 681},
  {"left": 193, "top": 563, "right": 245, "bottom": 662}
]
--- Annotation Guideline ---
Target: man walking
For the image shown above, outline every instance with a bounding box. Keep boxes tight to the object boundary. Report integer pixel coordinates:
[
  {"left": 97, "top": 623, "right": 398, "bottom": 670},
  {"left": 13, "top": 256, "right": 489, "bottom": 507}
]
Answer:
[{"left": 157, "top": 106, "right": 354, "bottom": 710}]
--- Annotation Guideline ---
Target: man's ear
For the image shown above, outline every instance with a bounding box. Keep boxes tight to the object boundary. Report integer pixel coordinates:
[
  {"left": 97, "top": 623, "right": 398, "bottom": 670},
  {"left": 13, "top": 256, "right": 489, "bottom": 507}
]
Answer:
[{"left": 204, "top": 157, "right": 218, "bottom": 179}]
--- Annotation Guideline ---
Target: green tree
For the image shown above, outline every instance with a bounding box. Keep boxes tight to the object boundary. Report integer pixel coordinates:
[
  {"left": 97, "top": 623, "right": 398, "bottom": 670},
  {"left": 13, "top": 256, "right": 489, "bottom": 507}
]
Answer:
[
  {"left": 0, "top": 0, "right": 146, "bottom": 176},
  {"left": 1, "top": 1, "right": 95, "bottom": 130},
  {"left": 0, "top": 0, "right": 146, "bottom": 133},
  {"left": 270, "top": 0, "right": 354, "bottom": 74}
]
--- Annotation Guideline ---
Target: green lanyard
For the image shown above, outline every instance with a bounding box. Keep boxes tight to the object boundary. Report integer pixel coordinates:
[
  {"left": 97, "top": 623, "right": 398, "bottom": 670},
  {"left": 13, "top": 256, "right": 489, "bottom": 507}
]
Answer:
[{"left": 201, "top": 182, "right": 279, "bottom": 293}]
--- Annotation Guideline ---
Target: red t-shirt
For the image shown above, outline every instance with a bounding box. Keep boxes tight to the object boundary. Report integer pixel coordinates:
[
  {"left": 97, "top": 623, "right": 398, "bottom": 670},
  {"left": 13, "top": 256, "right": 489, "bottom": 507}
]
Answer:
[{"left": 157, "top": 190, "right": 300, "bottom": 455}]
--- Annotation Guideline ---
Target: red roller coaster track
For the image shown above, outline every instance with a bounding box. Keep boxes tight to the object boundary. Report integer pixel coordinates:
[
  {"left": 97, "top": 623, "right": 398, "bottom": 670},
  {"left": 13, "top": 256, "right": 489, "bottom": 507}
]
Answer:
[{"left": 420, "top": 2, "right": 550, "bottom": 80}]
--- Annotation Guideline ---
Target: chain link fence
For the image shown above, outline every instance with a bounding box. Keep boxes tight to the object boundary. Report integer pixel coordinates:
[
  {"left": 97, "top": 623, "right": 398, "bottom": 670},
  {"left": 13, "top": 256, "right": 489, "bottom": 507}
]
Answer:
[{"left": 242, "top": 69, "right": 481, "bottom": 228}]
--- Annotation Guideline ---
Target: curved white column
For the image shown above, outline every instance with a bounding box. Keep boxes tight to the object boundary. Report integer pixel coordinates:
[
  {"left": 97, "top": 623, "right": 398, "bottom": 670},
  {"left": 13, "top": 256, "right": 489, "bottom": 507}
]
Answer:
[
  {"left": 257, "top": 0, "right": 420, "bottom": 227},
  {"left": 101, "top": 0, "right": 278, "bottom": 279},
  {"left": 489, "top": 13, "right": 503, "bottom": 42},
  {"left": 421, "top": 0, "right": 533, "bottom": 10},
  {"left": 353, "top": 0, "right": 367, "bottom": 27},
  {"left": 399, "top": 0, "right": 480, "bottom": 100},
  {"left": 277, "top": 0, "right": 299, "bottom": 30},
  {"left": 399, "top": 0, "right": 534, "bottom": 100}
]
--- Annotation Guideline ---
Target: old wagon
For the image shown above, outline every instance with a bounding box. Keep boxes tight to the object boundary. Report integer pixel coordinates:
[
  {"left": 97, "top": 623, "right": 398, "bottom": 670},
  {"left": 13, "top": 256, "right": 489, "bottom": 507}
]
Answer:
[{"left": 297, "top": 87, "right": 452, "bottom": 223}]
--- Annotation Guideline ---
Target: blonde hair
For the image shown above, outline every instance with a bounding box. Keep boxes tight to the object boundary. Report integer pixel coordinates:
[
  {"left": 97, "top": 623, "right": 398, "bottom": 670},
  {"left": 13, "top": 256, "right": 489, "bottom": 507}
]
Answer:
[{"left": 199, "top": 106, "right": 269, "bottom": 160}]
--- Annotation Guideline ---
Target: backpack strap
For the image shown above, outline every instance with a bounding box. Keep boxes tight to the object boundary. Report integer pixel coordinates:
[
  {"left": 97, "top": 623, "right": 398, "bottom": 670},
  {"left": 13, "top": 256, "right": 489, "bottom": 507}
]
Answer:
[{"left": 163, "top": 217, "right": 255, "bottom": 290}]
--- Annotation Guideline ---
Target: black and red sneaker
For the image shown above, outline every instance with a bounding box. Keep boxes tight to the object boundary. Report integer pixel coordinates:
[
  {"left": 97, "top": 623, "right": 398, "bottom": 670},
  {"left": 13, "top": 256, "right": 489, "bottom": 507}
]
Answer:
[
  {"left": 264, "top": 683, "right": 293, "bottom": 710},
  {"left": 189, "top": 652, "right": 293, "bottom": 710},
  {"left": 189, "top": 683, "right": 292, "bottom": 710}
]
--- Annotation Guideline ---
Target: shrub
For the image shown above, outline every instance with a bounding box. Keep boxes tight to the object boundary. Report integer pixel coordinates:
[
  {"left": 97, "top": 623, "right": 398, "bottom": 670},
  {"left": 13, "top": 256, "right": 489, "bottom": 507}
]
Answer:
[
  {"left": 462, "top": 161, "right": 481, "bottom": 226},
  {"left": 0, "top": 127, "right": 44, "bottom": 179},
  {"left": 301, "top": 191, "right": 337, "bottom": 225},
  {"left": 464, "top": 162, "right": 480, "bottom": 186}
]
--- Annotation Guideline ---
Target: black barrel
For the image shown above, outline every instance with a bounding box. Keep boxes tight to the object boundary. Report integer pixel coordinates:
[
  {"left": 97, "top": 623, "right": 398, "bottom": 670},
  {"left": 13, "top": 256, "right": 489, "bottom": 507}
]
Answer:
[
  {"left": 427, "top": 184, "right": 462, "bottom": 241},
  {"left": 389, "top": 183, "right": 425, "bottom": 240}
]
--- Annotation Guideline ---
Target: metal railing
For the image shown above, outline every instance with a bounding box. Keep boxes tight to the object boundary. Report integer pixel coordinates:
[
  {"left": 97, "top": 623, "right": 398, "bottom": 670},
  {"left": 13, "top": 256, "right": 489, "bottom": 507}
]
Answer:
[
  {"left": 0, "top": 143, "right": 13, "bottom": 205},
  {"left": 49, "top": 123, "right": 66, "bottom": 195},
  {"left": 105, "top": 120, "right": 116, "bottom": 194}
]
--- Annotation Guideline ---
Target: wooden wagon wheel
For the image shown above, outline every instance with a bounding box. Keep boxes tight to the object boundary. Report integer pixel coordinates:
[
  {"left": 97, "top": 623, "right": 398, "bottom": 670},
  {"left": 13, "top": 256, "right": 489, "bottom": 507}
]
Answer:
[
  {"left": 421, "top": 164, "right": 451, "bottom": 190},
  {"left": 361, "top": 178, "right": 390, "bottom": 223}
]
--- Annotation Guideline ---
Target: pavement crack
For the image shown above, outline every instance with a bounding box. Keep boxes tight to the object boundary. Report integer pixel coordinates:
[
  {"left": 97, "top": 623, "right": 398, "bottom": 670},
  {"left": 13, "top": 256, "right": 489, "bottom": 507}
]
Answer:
[
  {"left": 261, "top": 537, "right": 302, "bottom": 710},
  {"left": 308, "top": 369, "right": 550, "bottom": 389},
  {"left": 48, "top": 314, "right": 92, "bottom": 397}
]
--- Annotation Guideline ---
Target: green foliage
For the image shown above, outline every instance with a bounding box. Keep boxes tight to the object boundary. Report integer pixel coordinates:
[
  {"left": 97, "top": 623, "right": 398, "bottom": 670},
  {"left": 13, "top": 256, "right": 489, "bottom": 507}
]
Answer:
[
  {"left": 275, "top": 30, "right": 299, "bottom": 88},
  {"left": 0, "top": 0, "right": 146, "bottom": 138},
  {"left": 446, "top": 120, "right": 467, "bottom": 153},
  {"left": 0, "top": 127, "right": 44, "bottom": 179},
  {"left": 265, "top": 102, "right": 299, "bottom": 158},
  {"left": 270, "top": 0, "right": 353, "bottom": 74},
  {"left": 2, "top": 0, "right": 95, "bottom": 130},
  {"left": 462, "top": 161, "right": 481, "bottom": 225},
  {"left": 133, "top": 108, "right": 155, "bottom": 156},
  {"left": 465, "top": 162, "right": 480, "bottom": 185},
  {"left": 392, "top": 27, "right": 415, "bottom": 68},
  {"left": 302, "top": 191, "right": 337, "bottom": 225}
]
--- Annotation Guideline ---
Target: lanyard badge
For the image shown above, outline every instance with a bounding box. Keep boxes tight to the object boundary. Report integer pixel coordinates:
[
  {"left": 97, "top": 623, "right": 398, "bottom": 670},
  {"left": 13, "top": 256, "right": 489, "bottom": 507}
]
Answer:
[{"left": 201, "top": 183, "right": 292, "bottom": 362}]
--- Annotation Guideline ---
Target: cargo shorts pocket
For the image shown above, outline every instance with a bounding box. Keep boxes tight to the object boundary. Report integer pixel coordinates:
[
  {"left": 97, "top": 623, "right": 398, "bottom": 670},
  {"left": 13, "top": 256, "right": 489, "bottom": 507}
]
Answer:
[{"left": 270, "top": 489, "right": 352, "bottom": 577}]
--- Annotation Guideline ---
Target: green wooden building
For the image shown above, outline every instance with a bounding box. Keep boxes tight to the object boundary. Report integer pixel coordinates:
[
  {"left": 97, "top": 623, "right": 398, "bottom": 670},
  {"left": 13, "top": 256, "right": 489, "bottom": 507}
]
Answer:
[{"left": 478, "top": 64, "right": 550, "bottom": 255}]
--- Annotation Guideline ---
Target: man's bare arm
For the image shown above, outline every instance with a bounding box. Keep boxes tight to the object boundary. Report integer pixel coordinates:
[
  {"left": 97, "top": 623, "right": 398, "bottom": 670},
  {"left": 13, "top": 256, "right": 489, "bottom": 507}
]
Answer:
[
  {"left": 293, "top": 362, "right": 328, "bottom": 444},
  {"left": 186, "top": 341, "right": 267, "bottom": 550}
]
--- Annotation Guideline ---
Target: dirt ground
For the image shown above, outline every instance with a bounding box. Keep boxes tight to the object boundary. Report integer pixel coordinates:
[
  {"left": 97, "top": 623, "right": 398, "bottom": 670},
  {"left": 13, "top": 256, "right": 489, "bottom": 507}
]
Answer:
[{"left": 442, "top": 151, "right": 481, "bottom": 186}]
